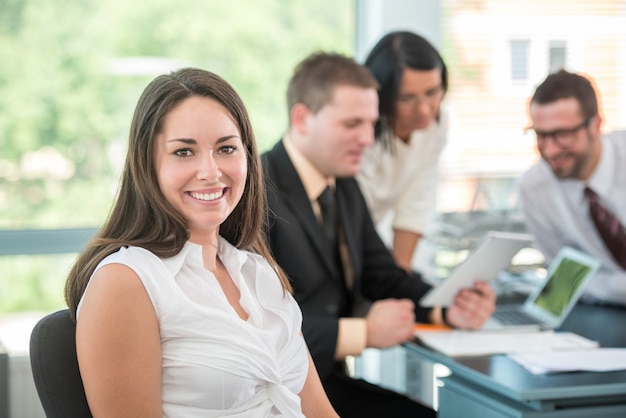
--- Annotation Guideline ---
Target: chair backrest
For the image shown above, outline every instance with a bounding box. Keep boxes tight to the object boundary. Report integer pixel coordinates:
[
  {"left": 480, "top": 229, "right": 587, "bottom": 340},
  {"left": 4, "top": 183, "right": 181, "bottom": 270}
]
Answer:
[{"left": 29, "top": 309, "right": 92, "bottom": 418}]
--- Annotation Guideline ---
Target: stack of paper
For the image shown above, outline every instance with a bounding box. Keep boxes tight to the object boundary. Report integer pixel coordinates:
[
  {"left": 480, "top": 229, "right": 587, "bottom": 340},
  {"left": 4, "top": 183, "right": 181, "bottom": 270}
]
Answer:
[
  {"left": 414, "top": 328, "right": 626, "bottom": 375},
  {"left": 414, "top": 329, "right": 598, "bottom": 357},
  {"left": 509, "top": 348, "right": 626, "bottom": 374}
]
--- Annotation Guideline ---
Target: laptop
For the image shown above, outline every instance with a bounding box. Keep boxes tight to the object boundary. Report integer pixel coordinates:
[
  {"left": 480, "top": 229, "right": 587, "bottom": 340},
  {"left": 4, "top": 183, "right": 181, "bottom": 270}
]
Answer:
[{"left": 484, "top": 246, "right": 600, "bottom": 330}]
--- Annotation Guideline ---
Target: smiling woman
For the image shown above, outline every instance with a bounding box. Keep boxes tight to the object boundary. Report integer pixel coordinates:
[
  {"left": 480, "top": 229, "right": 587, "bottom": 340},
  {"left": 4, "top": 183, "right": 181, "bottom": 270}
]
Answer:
[
  {"left": 64, "top": 67, "right": 339, "bottom": 417},
  {"left": 155, "top": 96, "right": 248, "bottom": 242}
]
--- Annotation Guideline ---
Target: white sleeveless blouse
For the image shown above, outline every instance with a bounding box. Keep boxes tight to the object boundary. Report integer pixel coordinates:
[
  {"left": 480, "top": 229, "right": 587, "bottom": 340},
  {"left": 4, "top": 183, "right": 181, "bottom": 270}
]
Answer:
[{"left": 78, "top": 238, "right": 307, "bottom": 417}]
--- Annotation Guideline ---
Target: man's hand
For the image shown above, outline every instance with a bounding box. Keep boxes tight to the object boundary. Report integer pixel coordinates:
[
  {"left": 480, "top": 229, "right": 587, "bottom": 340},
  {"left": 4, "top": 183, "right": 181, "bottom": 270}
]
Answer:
[
  {"left": 365, "top": 299, "right": 416, "bottom": 348},
  {"left": 445, "top": 281, "right": 496, "bottom": 329}
]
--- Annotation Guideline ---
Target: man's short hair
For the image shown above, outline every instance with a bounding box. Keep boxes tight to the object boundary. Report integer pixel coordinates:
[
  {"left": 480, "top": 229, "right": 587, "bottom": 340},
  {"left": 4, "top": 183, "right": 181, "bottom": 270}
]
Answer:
[
  {"left": 286, "top": 52, "right": 379, "bottom": 120},
  {"left": 531, "top": 70, "right": 598, "bottom": 119}
]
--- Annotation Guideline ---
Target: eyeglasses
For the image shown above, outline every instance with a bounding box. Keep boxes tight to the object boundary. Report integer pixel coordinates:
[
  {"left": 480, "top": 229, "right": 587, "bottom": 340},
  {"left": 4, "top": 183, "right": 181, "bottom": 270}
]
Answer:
[
  {"left": 525, "top": 116, "right": 593, "bottom": 148},
  {"left": 396, "top": 86, "right": 444, "bottom": 108}
]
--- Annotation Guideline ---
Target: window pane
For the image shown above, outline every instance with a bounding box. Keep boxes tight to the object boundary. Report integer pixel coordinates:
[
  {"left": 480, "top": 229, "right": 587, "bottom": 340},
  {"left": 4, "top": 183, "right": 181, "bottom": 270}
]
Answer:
[
  {"left": 0, "top": 1, "right": 354, "bottom": 316},
  {"left": 0, "top": 0, "right": 355, "bottom": 231},
  {"left": 511, "top": 39, "right": 530, "bottom": 81},
  {"left": 549, "top": 41, "right": 568, "bottom": 73}
]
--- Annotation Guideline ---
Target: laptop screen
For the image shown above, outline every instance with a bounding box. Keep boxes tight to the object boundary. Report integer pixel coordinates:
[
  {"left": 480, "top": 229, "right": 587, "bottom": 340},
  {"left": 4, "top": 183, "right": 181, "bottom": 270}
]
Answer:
[{"left": 524, "top": 246, "right": 600, "bottom": 327}]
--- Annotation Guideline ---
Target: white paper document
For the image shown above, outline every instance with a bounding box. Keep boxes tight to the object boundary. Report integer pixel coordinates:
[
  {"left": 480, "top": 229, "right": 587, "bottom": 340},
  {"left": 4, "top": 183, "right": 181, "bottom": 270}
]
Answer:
[
  {"left": 509, "top": 348, "right": 626, "bottom": 374},
  {"left": 414, "top": 329, "right": 598, "bottom": 357}
]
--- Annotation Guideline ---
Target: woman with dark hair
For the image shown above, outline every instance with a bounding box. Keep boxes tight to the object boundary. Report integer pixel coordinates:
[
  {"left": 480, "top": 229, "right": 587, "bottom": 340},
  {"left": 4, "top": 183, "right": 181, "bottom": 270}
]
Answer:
[
  {"left": 65, "top": 68, "right": 338, "bottom": 417},
  {"left": 357, "top": 31, "right": 449, "bottom": 271}
]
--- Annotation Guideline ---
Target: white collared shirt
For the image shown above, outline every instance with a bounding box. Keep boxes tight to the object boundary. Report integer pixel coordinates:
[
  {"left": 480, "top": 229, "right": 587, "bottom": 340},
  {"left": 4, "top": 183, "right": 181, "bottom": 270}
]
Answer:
[
  {"left": 78, "top": 237, "right": 307, "bottom": 417},
  {"left": 357, "top": 107, "right": 449, "bottom": 237}
]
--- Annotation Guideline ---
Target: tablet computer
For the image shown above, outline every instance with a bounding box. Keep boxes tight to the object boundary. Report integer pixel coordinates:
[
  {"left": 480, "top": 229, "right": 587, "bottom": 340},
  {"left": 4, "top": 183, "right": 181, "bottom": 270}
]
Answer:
[{"left": 419, "top": 231, "right": 534, "bottom": 307}]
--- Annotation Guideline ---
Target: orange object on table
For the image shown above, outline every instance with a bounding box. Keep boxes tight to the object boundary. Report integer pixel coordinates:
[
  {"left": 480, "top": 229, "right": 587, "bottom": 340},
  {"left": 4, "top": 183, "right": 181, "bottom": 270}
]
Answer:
[{"left": 414, "top": 322, "right": 452, "bottom": 332}]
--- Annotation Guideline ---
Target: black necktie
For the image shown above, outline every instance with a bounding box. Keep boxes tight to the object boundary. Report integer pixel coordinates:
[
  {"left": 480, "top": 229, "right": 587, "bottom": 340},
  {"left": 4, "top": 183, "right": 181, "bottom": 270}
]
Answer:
[
  {"left": 319, "top": 186, "right": 354, "bottom": 292},
  {"left": 318, "top": 186, "right": 337, "bottom": 249},
  {"left": 585, "top": 186, "right": 626, "bottom": 269}
]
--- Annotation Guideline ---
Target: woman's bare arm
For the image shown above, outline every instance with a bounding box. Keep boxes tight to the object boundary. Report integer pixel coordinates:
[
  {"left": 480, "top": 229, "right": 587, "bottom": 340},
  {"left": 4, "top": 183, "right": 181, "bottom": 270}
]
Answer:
[
  {"left": 299, "top": 347, "right": 340, "bottom": 417},
  {"left": 76, "top": 263, "right": 162, "bottom": 417}
]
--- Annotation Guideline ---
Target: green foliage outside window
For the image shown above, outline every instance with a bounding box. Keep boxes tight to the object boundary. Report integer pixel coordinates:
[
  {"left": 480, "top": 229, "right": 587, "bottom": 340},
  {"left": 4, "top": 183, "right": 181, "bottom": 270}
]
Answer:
[{"left": 0, "top": 0, "right": 354, "bottom": 314}]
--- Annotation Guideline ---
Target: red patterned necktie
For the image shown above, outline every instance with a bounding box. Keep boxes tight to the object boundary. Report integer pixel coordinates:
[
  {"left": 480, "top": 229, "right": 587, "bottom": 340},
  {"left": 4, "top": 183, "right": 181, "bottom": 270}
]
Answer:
[{"left": 585, "top": 186, "right": 626, "bottom": 269}]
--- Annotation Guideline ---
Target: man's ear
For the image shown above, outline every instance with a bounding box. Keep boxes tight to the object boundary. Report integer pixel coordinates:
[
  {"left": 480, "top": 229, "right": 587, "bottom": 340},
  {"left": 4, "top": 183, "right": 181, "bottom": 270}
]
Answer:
[
  {"left": 588, "top": 113, "right": 604, "bottom": 144},
  {"left": 290, "top": 103, "right": 311, "bottom": 135},
  {"left": 591, "top": 113, "right": 603, "bottom": 131}
]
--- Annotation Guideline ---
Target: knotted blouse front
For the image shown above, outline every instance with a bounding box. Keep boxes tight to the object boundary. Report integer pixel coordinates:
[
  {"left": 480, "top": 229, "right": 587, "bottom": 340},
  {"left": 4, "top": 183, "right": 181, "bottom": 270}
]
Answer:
[{"left": 78, "top": 237, "right": 308, "bottom": 417}]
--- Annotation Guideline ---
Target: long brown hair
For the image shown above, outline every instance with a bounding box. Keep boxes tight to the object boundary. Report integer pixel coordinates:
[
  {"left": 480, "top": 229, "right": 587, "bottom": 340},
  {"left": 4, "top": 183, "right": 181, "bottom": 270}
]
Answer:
[{"left": 65, "top": 68, "right": 290, "bottom": 319}]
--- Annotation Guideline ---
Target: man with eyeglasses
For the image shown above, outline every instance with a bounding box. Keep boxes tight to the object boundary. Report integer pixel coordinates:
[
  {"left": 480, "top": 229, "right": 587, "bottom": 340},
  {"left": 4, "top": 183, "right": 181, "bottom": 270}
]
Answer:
[{"left": 518, "top": 69, "right": 626, "bottom": 306}]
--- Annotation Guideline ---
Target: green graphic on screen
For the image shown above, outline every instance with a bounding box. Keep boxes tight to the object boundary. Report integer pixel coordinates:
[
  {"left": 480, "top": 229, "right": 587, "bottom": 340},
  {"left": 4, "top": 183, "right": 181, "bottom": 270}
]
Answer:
[{"left": 532, "top": 258, "right": 591, "bottom": 317}]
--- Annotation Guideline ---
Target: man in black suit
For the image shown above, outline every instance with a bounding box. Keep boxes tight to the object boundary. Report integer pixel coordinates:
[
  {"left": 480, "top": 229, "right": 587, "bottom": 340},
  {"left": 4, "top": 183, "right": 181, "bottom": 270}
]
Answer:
[{"left": 262, "top": 52, "right": 495, "bottom": 417}]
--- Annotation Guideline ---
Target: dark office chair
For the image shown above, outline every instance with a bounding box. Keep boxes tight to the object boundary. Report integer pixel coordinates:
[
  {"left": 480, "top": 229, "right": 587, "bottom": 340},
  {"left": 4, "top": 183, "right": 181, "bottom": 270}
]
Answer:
[{"left": 29, "top": 309, "right": 92, "bottom": 418}]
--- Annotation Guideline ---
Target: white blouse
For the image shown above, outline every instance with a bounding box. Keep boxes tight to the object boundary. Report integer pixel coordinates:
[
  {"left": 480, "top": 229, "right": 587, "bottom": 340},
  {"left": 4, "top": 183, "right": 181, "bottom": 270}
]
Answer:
[
  {"left": 357, "top": 107, "right": 449, "bottom": 237},
  {"left": 78, "top": 237, "right": 308, "bottom": 417}
]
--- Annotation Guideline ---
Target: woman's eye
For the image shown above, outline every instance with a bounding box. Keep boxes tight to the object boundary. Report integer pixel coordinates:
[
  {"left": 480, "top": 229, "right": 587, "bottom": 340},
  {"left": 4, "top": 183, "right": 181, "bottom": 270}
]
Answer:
[
  {"left": 219, "top": 145, "right": 237, "bottom": 154},
  {"left": 174, "top": 148, "right": 193, "bottom": 157}
]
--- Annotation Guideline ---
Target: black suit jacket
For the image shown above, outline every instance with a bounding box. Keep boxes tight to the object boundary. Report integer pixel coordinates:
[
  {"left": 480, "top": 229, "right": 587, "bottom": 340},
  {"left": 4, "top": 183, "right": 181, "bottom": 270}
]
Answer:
[{"left": 262, "top": 140, "right": 433, "bottom": 378}]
